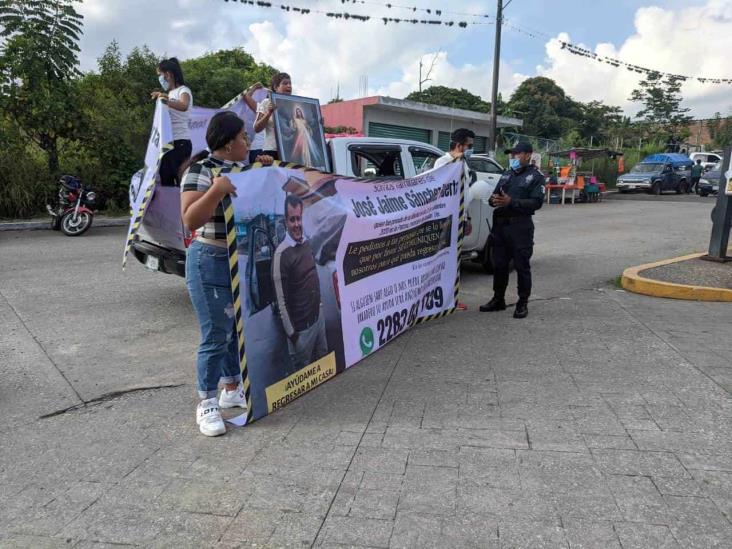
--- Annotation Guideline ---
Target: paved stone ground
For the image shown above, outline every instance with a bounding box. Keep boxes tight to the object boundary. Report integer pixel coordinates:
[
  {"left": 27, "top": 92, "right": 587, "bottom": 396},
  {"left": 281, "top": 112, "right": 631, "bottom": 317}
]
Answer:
[{"left": 1, "top": 195, "right": 730, "bottom": 548}]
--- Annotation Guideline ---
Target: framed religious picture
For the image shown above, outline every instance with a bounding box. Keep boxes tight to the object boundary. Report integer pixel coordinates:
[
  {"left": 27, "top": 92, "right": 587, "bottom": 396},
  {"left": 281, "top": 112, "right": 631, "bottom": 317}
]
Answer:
[{"left": 271, "top": 93, "right": 330, "bottom": 172}]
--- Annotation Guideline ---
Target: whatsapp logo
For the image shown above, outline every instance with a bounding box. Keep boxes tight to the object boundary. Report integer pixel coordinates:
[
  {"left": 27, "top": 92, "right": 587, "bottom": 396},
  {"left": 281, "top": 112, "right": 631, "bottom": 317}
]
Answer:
[{"left": 359, "top": 327, "right": 375, "bottom": 356}]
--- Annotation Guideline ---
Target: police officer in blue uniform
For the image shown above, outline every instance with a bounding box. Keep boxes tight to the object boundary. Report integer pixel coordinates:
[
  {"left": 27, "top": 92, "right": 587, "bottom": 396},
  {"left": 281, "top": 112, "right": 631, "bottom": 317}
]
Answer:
[{"left": 479, "top": 142, "right": 545, "bottom": 318}]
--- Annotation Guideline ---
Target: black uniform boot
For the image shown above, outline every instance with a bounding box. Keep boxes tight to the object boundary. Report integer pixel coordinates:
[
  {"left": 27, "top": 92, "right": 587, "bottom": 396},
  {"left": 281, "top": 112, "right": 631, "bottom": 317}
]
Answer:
[
  {"left": 513, "top": 300, "right": 529, "bottom": 319},
  {"left": 479, "top": 296, "right": 507, "bottom": 312}
]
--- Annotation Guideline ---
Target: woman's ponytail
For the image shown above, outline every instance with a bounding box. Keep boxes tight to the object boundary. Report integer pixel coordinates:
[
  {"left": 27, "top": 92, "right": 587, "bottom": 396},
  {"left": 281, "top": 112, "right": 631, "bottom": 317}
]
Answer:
[{"left": 179, "top": 150, "right": 210, "bottom": 179}]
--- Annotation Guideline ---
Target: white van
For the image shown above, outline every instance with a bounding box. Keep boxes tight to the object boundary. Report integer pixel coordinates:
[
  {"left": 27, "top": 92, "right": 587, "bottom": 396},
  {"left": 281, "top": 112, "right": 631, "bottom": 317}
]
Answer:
[{"left": 689, "top": 151, "right": 722, "bottom": 170}]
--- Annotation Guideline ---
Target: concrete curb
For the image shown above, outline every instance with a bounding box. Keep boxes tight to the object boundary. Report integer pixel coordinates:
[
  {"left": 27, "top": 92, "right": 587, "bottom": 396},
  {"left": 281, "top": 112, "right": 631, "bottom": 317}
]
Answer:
[
  {"left": 0, "top": 217, "right": 128, "bottom": 232},
  {"left": 621, "top": 252, "right": 732, "bottom": 302}
]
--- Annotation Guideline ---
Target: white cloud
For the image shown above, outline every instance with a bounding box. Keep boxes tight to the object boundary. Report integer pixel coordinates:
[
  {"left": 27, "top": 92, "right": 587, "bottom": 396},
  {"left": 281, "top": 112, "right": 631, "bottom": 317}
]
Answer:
[
  {"left": 375, "top": 51, "right": 526, "bottom": 101},
  {"left": 537, "top": 0, "right": 732, "bottom": 117},
  {"left": 244, "top": 15, "right": 466, "bottom": 101},
  {"left": 74, "top": 0, "right": 732, "bottom": 117}
]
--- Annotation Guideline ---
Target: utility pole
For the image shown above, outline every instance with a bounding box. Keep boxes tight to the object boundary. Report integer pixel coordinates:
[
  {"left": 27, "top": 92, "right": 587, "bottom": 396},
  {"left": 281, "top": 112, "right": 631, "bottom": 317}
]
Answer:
[
  {"left": 704, "top": 146, "right": 731, "bottom": 261},
  {"left": 488, "top": 0, "right": 504, "bottom": 155}
]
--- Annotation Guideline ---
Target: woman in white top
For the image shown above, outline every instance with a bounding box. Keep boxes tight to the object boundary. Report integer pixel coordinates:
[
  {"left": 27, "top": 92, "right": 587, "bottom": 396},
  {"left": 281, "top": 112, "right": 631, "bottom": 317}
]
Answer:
[
  {"left": 151, "top": 58, "right": 193, "bottom": 186},
  {"left": 241, "top": 82, "right": 266, "bottom": 164},
  {"left": 254, "top": 72, "right": 292, "bottom": 160}
]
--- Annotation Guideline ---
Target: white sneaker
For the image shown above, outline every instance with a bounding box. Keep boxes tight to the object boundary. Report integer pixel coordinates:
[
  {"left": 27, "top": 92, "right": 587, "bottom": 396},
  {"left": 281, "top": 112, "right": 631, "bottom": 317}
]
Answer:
[
  {"left": 219, "top": 382, "right": 248, "bottom": 410},
  {"left": 196, "top": 398, "right": 226, "bottom": 437}
]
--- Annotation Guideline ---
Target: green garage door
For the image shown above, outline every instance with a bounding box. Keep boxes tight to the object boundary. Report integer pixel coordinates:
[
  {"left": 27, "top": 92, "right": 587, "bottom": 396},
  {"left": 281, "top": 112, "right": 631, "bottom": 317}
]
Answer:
[
  {"left": 438, "top": 131, "right": 451, "bottom": 151},
  {"left": 369, "top": 122, "right": 432, "bottom": 144}
]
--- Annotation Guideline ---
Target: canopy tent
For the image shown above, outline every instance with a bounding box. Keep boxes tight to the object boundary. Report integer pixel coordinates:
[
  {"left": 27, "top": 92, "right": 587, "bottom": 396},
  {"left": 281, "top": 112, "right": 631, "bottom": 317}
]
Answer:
[{"left": 642, "top": 153, "right": 693, "bottom": 167}]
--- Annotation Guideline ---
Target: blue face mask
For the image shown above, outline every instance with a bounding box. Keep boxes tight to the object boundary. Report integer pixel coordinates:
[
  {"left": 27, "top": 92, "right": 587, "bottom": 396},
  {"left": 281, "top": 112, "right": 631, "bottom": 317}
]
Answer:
[
  {"left": 509, "top": 158, "right": 521, "bottom": 170},
  {"left": 158, "top": 74, "right": 169, "bottom": 91},
  {"left": 463, "top": 148, "right": 474, "bottom": 160}
]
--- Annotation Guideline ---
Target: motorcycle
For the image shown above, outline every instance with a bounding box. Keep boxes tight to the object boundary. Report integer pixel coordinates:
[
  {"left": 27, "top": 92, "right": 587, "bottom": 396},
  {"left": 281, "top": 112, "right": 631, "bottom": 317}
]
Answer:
[{"left": 46, "top": 175, "right": 97, "bottom": 236}]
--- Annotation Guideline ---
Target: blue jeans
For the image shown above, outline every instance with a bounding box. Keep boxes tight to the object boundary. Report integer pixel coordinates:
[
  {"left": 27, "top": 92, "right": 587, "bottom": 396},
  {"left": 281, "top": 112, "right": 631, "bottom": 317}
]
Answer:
[{"left": 186, "top": 240, "right": 242, "bottom": 399}]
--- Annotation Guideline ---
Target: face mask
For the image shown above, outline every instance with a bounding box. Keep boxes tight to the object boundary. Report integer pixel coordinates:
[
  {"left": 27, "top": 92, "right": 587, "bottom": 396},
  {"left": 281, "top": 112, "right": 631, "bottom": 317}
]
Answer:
[
  {"left": 158, "top": 75, "right": 169, "bottom": 91},
  {"left": 463, "top": 148, "right": 474, "bottom": 160},
  {"left": 509, "top": 158, "right": 521, "bottom": 170}
]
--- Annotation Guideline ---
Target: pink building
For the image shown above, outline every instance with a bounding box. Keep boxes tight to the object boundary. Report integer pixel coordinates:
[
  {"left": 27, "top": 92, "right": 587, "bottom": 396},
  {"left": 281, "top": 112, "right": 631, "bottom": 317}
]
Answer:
[{"left": 322, "top": 96, "right": 522, "bottom": 152}]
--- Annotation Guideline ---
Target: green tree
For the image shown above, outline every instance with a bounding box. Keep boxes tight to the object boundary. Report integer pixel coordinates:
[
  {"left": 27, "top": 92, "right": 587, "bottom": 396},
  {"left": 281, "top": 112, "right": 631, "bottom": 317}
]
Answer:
[
  {"left": 707, "top": 111, "right": 732, "bottom": 149},
  {"left": 0, "top": 0, "right": 85, "bottom": 175},
  {"left": 507, "top": 77, "right": 581, "bottom": 139},
  {"left": 72, "top": 41, "right": 160, "bottom": 209},
  {"left": 181, "top": 49, "right": 277, "bottom": 107},
  {"left": 629, "top": 71, "right": 692, "bottom": 136},
  {"left": 405, "top": 85, "right": 498, "bottom": 113},
  {"left": 576, "top": 100, "right": 623, "bottom": 144}
]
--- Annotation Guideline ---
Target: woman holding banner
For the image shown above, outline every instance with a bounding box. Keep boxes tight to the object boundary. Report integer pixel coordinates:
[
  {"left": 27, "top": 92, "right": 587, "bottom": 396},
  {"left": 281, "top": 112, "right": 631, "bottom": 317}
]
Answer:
[
  {"left": 180, "top": 112, "right": 273, "bottom": 437},
  {"left": 152, "top": 58, "right": 193, "bottom": 186}
]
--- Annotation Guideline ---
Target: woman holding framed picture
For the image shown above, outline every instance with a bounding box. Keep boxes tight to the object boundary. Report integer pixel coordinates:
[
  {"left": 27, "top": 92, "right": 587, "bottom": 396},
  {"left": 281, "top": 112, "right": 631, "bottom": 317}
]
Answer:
[{"left": 254, "top": 72, "right": 293, "bottom": 160}]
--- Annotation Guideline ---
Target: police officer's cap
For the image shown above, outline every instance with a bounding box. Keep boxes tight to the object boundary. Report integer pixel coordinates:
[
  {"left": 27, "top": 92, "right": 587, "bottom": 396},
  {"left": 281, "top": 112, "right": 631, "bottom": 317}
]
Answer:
[{"left": 504, "top": 142, "right": 533, "bottom": 154}]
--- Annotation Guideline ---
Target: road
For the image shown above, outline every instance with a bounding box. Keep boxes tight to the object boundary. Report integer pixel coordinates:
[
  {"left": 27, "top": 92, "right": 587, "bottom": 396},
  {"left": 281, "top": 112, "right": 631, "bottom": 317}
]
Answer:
[{"left": 1, "top": 194, "right": 730, "bottom": 547}]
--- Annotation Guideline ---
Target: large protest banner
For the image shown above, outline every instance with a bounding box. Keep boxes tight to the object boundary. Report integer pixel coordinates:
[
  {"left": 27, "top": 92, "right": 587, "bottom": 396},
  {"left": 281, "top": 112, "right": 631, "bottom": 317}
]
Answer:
[
  {"left": 220, "top": 162, "right": 465, "bottom": 423},
  {"left": 123, "top": 99, "right": 173, "bottom": 266}
]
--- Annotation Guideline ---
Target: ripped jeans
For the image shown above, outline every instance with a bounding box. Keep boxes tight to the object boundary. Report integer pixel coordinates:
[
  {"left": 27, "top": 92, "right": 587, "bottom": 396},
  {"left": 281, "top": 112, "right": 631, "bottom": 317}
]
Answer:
[{"left": 186, "top": 240, "right": 242, "bottom": 399}]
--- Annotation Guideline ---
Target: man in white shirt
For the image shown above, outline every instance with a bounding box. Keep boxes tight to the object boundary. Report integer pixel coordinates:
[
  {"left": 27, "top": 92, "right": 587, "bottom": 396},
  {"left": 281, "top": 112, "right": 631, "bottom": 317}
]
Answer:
[
  {"left": 434, "top": 128, "right": 475, "bottom": 182},
  {"left": 432, "top": 128, "right": 475, "bottom": 311}
]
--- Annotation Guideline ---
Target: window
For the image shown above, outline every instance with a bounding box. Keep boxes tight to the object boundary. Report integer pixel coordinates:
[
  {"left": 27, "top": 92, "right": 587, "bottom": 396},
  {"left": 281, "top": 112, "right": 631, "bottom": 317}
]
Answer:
[
  {"left": 247, "top": 225, "right": 276, "bottom": 314},
  {"left": 349, "top": 146, "right": 404, "bottom": 179},
  {"left": 468, "top": 158, "right": 503, "bottom": 175},
  {"left": 409, "top": 147, "right": 442, "bottom": 175}
]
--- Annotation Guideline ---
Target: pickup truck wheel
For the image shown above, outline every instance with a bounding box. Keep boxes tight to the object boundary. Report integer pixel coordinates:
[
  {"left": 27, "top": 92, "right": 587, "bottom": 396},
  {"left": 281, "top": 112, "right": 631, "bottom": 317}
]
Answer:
[
  {"left": 651, "top": 182, "right": 661, "bottom": 196},
  {"left": 700, "top": 191, "right": 709, "bottom": 197},
  {"left": 481, "top": 241, "right": 494, "bottom": 274},
  {"left": 676, "top": 181, "right": 687, "bottom": 194}
]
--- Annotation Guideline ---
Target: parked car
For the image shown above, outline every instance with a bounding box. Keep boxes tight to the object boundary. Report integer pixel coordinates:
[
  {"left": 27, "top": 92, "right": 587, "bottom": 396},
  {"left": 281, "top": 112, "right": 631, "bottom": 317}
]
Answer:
[
  {"left": 467, "top": 154, "right": 504, "bottom": 183},
  {"left": 689, "top": 151, "right": 722, "bottom": 171},
  {"left": 130, "top": 137, "right": 501, "bottom": 276},
  {"left": 697, "top": 163, "right": 721, "bottom": 197},
  {"left": 616, "top": 153, "right": 692, "bottom": 195}
]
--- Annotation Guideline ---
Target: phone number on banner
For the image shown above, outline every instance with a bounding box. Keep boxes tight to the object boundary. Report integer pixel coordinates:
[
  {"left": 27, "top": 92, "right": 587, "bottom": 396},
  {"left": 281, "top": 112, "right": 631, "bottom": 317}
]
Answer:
[{"left": 376, "top": 287, "right": 444, "bottom": 346}]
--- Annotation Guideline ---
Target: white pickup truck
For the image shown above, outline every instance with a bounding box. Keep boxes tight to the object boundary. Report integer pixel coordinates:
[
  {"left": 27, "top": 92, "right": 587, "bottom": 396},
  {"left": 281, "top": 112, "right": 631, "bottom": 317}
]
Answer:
[{"left": 129, "top": 137, "right": 502, "bottom": 276}]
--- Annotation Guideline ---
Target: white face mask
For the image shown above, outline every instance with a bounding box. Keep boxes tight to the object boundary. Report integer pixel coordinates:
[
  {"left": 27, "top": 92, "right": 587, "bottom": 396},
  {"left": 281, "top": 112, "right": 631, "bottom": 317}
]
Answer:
[
  {"left": 158, "top": 74, "right": 169, "bottom": 91},
  {"left": 463, "top": 148, "right": 474, "bottom": 160}
]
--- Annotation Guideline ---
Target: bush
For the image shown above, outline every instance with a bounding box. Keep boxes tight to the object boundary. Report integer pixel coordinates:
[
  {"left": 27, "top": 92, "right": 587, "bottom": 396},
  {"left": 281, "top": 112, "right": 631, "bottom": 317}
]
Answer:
[{"left": 0, "top": 128, "right": 53, "bottom": 219}]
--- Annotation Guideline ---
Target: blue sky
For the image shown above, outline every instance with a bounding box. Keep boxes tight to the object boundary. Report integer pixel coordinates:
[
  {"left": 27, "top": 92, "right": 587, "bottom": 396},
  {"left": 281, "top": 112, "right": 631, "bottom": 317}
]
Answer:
[{"left": 77, "top": 0, "right": 731, "bottom": 117}]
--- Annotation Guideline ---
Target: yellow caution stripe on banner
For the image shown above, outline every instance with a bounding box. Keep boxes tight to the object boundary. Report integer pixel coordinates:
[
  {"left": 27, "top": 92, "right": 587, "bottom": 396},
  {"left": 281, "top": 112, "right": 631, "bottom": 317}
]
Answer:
[
  {"left": 214, "top": 160, "right": 321, "bottom": 424},
  {"left": 417, "top": 159, "right": 465, "bottom": 324},
  {"left": 222, "top": 193, "right": 253, "bottom": 422},
  {"left": 122, "top": 142, "right": 174, "bottom": 268}
]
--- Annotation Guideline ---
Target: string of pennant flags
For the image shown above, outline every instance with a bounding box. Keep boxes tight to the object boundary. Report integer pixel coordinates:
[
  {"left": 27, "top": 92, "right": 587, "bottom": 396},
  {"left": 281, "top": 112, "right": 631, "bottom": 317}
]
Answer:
[
  {"left": 222, "top": 0, "right": 472, "bottom": 26},
  {"left": 221, "top": 0, "right": 732, "bottom": 85},
  {"left": 558, "top": 42, "right": 732, "bottom": 85},
  {"left": 337, "top": 0, "right": 493, "bottom": 21}
]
